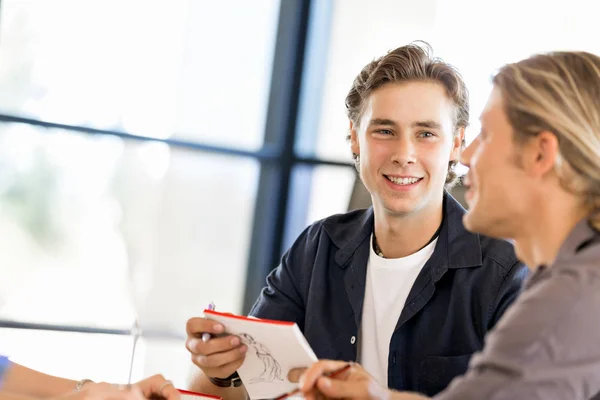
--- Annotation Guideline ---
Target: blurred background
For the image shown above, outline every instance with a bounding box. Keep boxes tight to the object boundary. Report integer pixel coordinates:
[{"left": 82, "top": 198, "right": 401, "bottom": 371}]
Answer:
[{"left": 1, "top": 0, "right": 599, "bottom": 388}]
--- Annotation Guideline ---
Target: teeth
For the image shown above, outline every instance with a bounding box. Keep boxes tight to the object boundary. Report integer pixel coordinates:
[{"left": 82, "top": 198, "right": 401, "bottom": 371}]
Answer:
[{"left": 388, "top": 176, "right": 420, "bottom": 185}]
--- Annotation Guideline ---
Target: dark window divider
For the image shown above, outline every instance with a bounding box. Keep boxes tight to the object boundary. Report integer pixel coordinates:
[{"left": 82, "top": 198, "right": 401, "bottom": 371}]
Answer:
[{"left": 0, "top": 319, "right": 184, "bottom": 340}]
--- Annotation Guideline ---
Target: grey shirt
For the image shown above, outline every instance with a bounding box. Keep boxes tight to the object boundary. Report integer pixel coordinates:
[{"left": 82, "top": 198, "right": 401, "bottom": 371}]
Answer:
[{"left": 435, "top": 219, "right": 600, "bottom": 400}]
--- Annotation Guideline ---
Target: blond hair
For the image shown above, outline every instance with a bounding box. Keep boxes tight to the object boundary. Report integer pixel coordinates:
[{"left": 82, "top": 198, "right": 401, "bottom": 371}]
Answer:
[{"left": 493, "top": 51, "right": 600, "bottom": 230}]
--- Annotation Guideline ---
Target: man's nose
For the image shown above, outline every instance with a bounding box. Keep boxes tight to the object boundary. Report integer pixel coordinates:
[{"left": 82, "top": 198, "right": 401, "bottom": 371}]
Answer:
[{"left": 391, "top": 137, "right": 417, "bottom": 166}]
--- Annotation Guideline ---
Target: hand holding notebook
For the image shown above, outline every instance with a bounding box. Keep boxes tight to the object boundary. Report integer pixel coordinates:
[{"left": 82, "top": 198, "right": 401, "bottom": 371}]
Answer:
[
  {"left": 186, "top": 311, "right": 246, "bottom": 381},
  {"left": 203, "top": 310, "right": 318, "bottom": 400}
]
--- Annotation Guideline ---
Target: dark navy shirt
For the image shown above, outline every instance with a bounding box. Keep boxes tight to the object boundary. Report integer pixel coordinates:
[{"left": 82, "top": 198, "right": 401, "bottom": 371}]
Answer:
[{"left": 250, "top": 194, "right": 528, "bottom": 396}]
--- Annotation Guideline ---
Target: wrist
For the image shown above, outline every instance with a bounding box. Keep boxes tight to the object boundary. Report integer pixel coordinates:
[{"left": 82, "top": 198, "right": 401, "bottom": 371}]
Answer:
[
  {"left": 74, "top": 379, "right": 94, "bottom": 392},
  {"left": 207, "top": 372, "right": 242, "bottom": 388}
]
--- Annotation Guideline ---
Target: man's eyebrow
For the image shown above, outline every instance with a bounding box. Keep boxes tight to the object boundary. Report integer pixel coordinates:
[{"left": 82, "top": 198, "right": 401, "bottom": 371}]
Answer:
[
  {"left": 412, "top": 120, "right": 442, "bottom": 129},
  {"left": 369, "top": 118, "right": 398, "bottom": 127}
]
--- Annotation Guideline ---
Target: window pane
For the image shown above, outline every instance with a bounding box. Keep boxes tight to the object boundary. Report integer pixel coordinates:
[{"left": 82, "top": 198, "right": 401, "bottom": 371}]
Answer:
[
  {"left": 0, "top": 0, "right": 280, "bottom": 150},
  {"left": 0, "top": 328, "right": 191, "bottom": 387},
  {"left": 305, "top": 165, "right": 356, "bottom": 225},
  {"left": 0, "top": 124, "right": 259, "bottom": 332},
  {"left": 303, "top": 0, "right": 440, "bottom": 162},
  {"left": 283, "top": 164, "right": 355, "bottom": 250},
  {"left": 432, "top": 0, "right": 600, "bottom": 144},
  {"left": 310, "top": 0, "right": 600, "bottom": 160}
]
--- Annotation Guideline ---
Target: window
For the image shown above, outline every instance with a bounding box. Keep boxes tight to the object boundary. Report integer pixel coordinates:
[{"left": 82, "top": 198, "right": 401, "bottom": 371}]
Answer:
[
  {"left": 0, "top": 0, "right": 279, "bottom": 150},
  {"left": 0, "top": 0, "right": 354, "bottom": 387},
  {"left": 0, "top": 0, "right": 283, "bottom": 385},
  {"left": 432, "top": 0, "right": 600, "bottom": 143},
  {"left": 0, "top": 328, "right": 191, "bottom": 387},
  {"left": 0, "top": 124, "right": 259, "bottom": 330}
]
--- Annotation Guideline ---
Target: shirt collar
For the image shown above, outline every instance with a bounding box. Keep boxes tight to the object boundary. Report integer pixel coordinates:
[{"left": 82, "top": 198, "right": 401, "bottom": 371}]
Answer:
[
  {"left": 555, "top": 218, "right": 600, "bottom": 261},
  {"left": 525, "top": 218, "right": 600, "bottom": 289},
  {"left": 325, "top": 192, "right": 483, "bottom": 269}
]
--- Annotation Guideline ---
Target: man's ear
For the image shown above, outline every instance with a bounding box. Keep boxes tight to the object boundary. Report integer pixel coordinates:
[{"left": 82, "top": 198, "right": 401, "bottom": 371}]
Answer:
[
  {"left": 526, "top": 130, "right": 559, "bottom": 177},
  {"left": 450, "top": 127, "right": 465, "bottom": 161},
  {"left": 349, "top": 120, "right": 360, "bottom": 156}
]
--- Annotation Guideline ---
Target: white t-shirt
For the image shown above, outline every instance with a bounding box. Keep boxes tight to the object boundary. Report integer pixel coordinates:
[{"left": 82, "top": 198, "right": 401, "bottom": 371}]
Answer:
[{"left": 358, "top": 234, "right": 438, "bottom": 387}]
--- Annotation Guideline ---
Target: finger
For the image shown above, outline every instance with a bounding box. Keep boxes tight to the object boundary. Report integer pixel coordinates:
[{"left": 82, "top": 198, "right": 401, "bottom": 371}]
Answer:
[
  {"left": 299, "top": 360, "right": 349, "bottom": 392},
  {"left": 304, "top": 389, "right": 320, "bottom": 400},
  {"left": 135, "top": 374, "right": 169, "bottom": 397},
  {"left": 186, "top": 317, "right": 225, "bottom": 336},
  {"left": 126, "top": 387, "right": 146, "bottom": 400},
  {"left": 161, "top": 383, "right": 180, "bottom": 400},
  {"left": 193, "top": 345, "right": 247, "bottom": 369},
  {"left": 139, "top": 376, "right": 178, "bottom": 400},
  {"left": 288, "top": 367, "right": 307, "bottom": 383},
  {"left": 315, "top": 391, "right": 328, "bottom": 400},
  {"left": 186, "top": 334, "right": 242, "bottom": 356},
  {"left": 112, "top": 384, "right": 128, "bottom": 390},
  {"left": 303, "top": 391, "right": 315, "bottom": 400},
  {"left": 304, "top": 388, "right": 327, "bottom": 400},
  {"left": 90, "top": 386, "right": 143, "bottom": 400}
]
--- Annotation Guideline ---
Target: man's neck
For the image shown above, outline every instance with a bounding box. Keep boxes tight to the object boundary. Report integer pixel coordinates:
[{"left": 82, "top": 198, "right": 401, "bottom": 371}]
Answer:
[
  {"left": 373, "top": 200, "right": 444, "bottom": 259},
  {"left": 513, "top": 196, "right": 589, "bottom": 268}
]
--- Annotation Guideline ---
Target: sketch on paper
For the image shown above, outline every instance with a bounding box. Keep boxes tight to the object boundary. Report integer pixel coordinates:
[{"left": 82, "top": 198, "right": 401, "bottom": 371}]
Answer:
[
  {"left": 203, "top": 309, "right": 319, "bottom": 399},
  {"left": 238, "top": 333, "right": 283, "bottom": 383}
]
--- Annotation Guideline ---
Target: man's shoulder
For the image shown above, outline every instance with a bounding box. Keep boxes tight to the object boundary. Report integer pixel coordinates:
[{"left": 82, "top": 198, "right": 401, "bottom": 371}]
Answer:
[
  {"left": 288, "top": 208, "right": 373, "bottom": 255},
  {"left": 478, "top": 234, "right": 522, "bottom": 270},
  {"left": 314, "top": 208, "right": 373, "bottom": 246},
  {"left": 444, "top": 192, "right": 521, "bottom": 272},
  {"left": 319, "top": 208, "right": 372, "bottom": 229}
]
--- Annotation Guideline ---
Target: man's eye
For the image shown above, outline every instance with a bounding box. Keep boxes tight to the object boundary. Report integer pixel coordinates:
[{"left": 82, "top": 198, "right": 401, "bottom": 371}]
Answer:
[
  {"left": 375, "top": 129, "right": 393, "bottom": 135},
  {"left": 419, "top": 131, "right": 435, "bottom": 138}
]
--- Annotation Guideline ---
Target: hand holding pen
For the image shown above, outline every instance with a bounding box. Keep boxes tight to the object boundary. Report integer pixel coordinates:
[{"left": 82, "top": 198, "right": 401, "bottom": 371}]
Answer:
[
  {"left": 274, "top": 363, "right": 352, "bottom": 400},
  {"left": 286, "top": 360, "right": 390, "bottom": 400},
  {"left": 202, "top": 301, "right": 216, "bottom": 342},
  {"left": 184, "top": 302, "right": 248, "bottom": 380}
]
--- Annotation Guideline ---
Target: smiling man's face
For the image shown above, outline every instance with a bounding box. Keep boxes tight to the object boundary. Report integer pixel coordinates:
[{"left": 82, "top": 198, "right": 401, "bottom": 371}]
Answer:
[{"left": 350, "top": 81, "right": 461, "bottom": 218}]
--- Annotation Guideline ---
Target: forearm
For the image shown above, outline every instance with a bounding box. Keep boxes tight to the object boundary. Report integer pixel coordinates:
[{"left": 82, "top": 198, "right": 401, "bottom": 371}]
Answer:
[
  {"left": 0, "top": 392, "right": 37, "bottom": 400},
  {"left": 2, "top": 363, "right": 77, "bottom": 398},
  {"left": 189, "top": 371, "right": 248, "bottom": 400}
]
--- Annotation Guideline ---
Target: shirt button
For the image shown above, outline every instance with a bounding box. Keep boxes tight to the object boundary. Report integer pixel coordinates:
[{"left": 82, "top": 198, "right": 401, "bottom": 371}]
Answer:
[{"left": 350, "top": 336, "right": 356, "bottom": 344}]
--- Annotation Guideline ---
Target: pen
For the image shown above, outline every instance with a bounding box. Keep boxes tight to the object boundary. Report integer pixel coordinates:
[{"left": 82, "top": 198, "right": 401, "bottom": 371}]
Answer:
[
  {"left": 272, "top": 363, "right": 353, "bottom": 400},
  {"left": 126, "top": 319, "right": 141, "bottom": 388},
  {"left": 202, "top": 301, "right": 216, "bottom": 342}
]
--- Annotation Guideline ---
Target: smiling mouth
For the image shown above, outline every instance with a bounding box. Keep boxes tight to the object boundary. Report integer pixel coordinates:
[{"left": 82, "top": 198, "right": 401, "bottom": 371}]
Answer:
[{"left": 384, "top": 175, "right": 423, "bottom": 185}]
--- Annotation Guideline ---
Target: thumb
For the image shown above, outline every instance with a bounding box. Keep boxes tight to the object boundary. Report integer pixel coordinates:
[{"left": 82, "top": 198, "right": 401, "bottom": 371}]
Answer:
[{"left": 288, "top": 367, "right": 307, "bottom": 383}]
